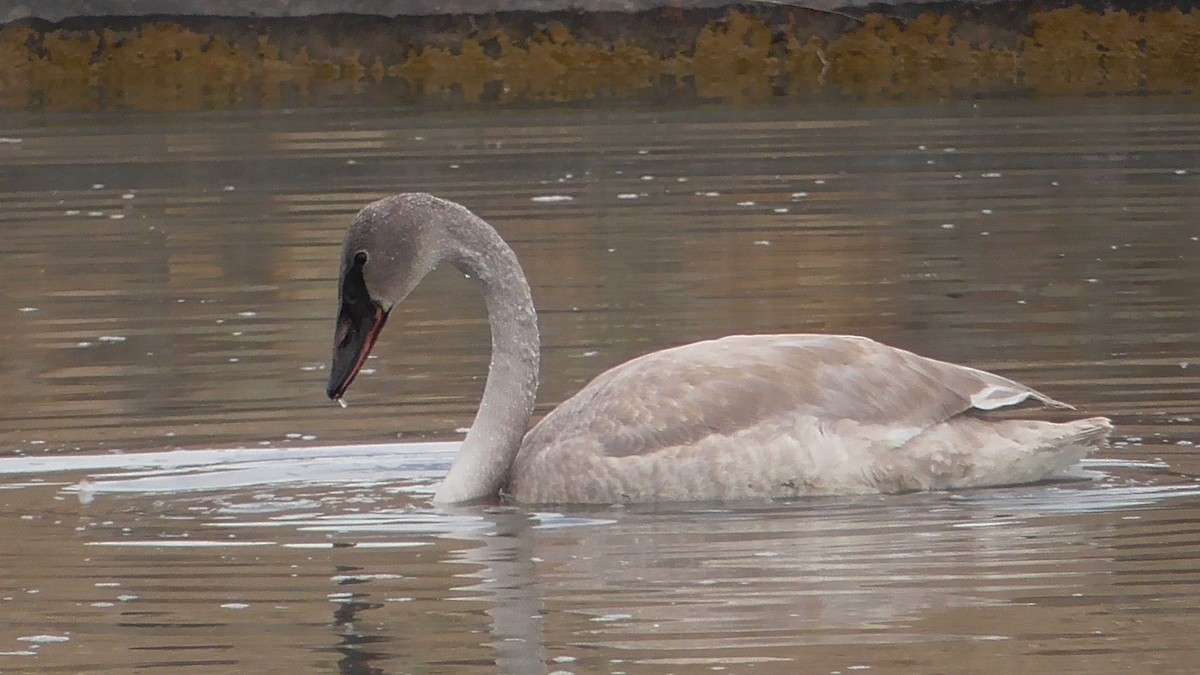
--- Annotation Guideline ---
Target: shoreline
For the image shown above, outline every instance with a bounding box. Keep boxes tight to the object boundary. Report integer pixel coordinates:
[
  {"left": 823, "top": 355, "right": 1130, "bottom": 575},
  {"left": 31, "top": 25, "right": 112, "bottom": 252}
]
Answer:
[{"left": 2, "top": 3, "right": 1198, "bottom": 111}]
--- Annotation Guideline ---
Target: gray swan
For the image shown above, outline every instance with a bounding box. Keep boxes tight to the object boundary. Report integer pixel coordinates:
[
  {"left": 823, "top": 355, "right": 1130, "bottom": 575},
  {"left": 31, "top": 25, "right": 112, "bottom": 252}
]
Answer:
[{"left": 327, "top": 193, "right": 1111, "bottom": 505}]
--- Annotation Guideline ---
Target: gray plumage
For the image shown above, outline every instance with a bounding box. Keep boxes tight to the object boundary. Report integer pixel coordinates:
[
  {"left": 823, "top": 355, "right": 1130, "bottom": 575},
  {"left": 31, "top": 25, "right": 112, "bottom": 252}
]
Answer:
[{"left": 327, "top": 193, "right": 1111, "bottom": 505}]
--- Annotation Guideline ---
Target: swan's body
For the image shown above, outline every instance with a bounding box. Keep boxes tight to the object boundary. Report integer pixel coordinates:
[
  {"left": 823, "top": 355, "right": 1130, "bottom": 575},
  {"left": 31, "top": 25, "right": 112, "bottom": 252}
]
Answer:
[{"left": 327, "top": 193, "right": 1110, "bottom": 505}]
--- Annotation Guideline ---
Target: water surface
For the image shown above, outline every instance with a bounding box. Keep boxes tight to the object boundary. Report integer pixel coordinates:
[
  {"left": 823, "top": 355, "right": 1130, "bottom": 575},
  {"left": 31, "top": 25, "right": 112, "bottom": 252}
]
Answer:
[{"left": 1, "top": 100, "right": 1199, "bottom": 672}]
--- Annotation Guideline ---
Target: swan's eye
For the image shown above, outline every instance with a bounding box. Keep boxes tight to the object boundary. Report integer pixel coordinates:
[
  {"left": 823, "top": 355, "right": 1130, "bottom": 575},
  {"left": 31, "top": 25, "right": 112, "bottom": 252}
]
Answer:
[{"left": 354, "top": 251, "right": 368, "bottom": 265}]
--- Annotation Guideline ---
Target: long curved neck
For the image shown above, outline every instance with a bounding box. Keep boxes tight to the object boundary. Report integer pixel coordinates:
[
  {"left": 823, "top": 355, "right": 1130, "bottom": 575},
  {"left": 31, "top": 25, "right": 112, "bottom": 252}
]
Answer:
[{"left": 433, "top": 211, "right": 539, "bottom": 505}]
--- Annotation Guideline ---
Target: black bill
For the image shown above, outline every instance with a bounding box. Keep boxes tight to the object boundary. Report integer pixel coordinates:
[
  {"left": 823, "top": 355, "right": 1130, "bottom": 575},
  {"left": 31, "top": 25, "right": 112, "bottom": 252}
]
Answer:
[{"left": 327, "top": 256, "right": 388, "bottom": 400}]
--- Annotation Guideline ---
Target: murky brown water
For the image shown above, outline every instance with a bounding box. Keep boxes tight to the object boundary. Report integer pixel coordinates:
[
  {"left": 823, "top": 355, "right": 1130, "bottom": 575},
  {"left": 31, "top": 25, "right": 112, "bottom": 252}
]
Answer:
[{"left": 1, "top": 99, "right": 1199, "bottom": 673}]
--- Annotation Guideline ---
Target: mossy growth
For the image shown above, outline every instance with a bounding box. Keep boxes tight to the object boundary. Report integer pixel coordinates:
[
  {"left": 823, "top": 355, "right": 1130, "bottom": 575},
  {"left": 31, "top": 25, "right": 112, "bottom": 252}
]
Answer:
[{"left": 0, "top": 6, "right": 1198, "bottom": 112}]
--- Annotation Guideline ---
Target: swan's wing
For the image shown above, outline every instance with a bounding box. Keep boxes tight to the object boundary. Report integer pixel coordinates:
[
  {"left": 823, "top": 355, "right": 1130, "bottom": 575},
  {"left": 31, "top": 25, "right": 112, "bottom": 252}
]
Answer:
[{"left": 523, "top": 334, "right": 1070, "bottom": 459}]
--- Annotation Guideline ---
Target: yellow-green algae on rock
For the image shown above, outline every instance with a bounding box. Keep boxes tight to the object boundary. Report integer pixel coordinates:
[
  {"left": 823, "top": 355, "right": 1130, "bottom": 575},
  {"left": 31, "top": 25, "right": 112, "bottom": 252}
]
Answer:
[{"left": 1, "top": 6, "right": 1198, "bottom": 112}]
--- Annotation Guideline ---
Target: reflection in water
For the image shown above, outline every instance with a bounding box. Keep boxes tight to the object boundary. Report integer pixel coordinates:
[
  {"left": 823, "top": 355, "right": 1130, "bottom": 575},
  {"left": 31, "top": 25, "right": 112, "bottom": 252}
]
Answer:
[
  {"left": 458, "top": 509, "right": 547, "bottom": 675},
  {"left": 2, "top": 446, "right": 1200, "bottom": 671},
  {"left": 6, "top": 446, "right": 1200, "bottom": 671},
  {"left": 0, "top": 100, "right": 1198, "bottom": 671},
  {"left": 330, "top": 578, "right": 388, "bottom": 675}
]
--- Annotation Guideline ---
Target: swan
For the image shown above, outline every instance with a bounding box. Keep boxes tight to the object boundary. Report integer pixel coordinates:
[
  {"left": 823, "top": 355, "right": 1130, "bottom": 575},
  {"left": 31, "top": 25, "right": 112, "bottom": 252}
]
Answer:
[{"left": 327, "top": 193, "right": 1111, "bottom": 505}]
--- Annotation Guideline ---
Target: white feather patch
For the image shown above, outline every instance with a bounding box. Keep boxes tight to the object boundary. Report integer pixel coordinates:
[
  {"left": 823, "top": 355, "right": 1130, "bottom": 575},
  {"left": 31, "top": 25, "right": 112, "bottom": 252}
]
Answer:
[{"left": 970, "top": 385, "right": 1032, "bottom": 410}]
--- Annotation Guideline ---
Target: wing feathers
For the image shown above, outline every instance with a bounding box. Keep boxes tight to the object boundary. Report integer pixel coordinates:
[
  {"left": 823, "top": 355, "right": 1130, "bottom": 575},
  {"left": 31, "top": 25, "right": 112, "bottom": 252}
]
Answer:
[{"left": 523, "top": 334, "right": 1064, "bottom": 460}]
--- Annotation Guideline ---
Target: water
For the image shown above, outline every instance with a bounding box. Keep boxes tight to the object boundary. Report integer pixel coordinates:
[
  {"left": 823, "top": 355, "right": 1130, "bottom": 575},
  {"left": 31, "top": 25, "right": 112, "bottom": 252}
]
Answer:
[{"left": 1, "top": 99, "right": 1199, "bottom": 672}]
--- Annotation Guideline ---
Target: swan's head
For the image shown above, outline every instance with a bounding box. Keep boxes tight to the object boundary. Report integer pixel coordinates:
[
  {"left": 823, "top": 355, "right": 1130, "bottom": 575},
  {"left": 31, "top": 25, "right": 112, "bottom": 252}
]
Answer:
[{"left": 327, "top": 193, "right": 452, "bottom": 401}]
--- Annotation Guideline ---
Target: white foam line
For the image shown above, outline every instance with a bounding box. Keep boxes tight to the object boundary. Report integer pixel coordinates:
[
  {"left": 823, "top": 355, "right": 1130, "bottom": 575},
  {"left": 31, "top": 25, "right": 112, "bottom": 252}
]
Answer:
[
  {"left": 0, "top": 442, "right": 459, "bottom": 476},
  {"left": 86, "top": 540, "right": 277, "bottom": 548}
]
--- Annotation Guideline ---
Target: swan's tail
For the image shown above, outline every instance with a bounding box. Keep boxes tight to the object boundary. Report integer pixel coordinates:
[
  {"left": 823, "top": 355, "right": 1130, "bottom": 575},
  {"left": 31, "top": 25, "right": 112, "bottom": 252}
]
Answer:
[
  {"left": 1057, "top": 416, "right": 1114, "bottom": 448},
  {"left": 1035, "top": 416, "right": 1113, "bottom": 480},
  {"left": 880, "top": 416, "right": 1113, "bottom": 492}
]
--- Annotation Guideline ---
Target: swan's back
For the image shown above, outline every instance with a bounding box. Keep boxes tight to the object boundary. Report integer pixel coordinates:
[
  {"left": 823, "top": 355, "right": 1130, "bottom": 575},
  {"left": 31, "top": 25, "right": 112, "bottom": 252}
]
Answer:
[{"left": 508, "top": 335, "right": 1109, "bottom": 503}]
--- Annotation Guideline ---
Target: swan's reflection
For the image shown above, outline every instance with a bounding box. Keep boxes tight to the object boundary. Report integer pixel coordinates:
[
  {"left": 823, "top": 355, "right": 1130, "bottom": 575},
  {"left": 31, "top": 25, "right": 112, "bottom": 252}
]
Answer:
[
  {"left": 447, "top": 508, "right": 546, "bottom": 675},
  {"left": 320, "top": 481, "right": 1199, "bottom": 671},
  {"left": 319, "top": 507, "right": 548, "bottom": 674},
  {"left": 8, "top": 453, "right": 1198, "bottom": 671}
]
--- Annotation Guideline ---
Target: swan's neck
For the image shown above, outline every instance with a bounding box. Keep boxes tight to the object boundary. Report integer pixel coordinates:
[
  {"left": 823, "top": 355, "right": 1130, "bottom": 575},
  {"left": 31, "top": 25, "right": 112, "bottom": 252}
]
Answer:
[{"left": 433, "top": 215, "right": 539, "bottom": 505}]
